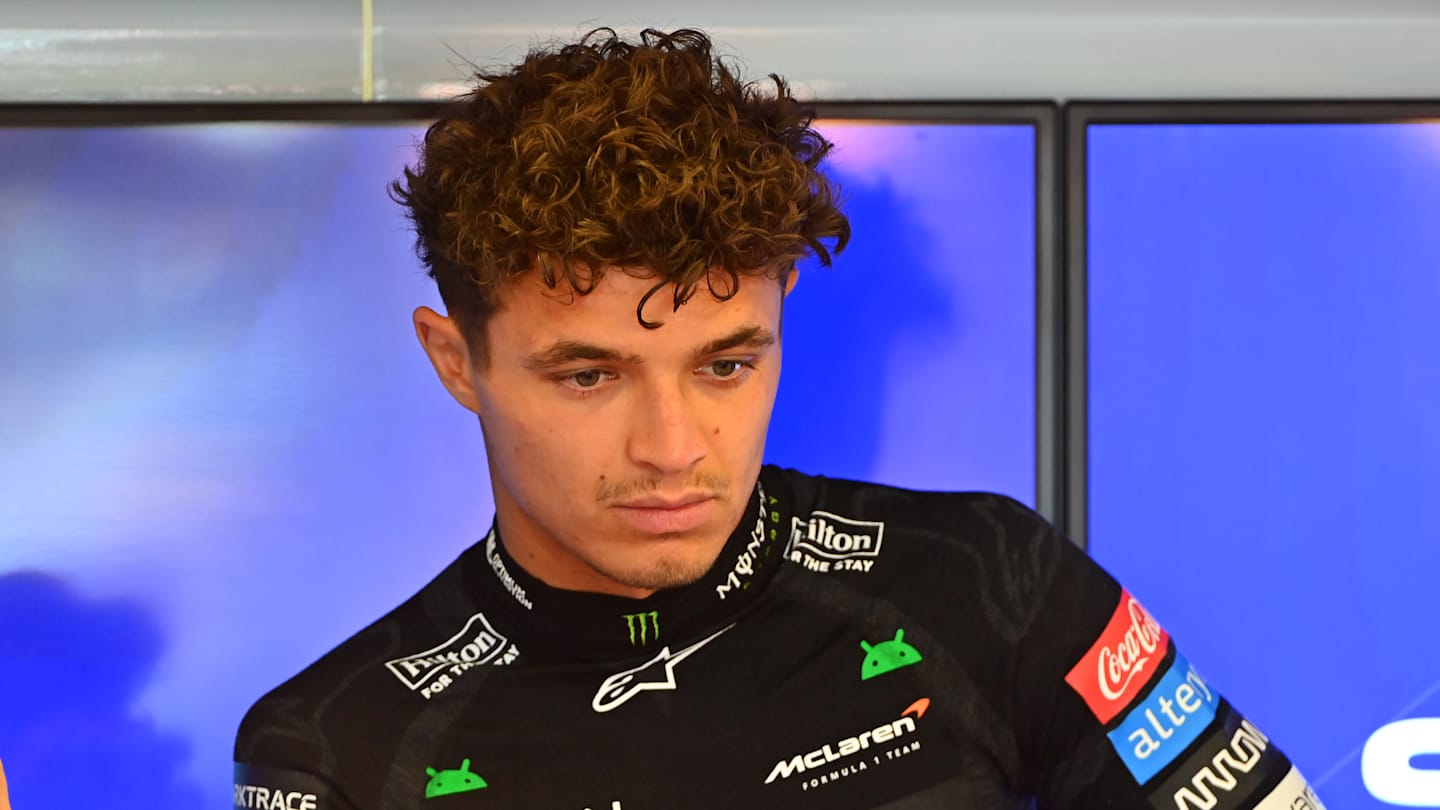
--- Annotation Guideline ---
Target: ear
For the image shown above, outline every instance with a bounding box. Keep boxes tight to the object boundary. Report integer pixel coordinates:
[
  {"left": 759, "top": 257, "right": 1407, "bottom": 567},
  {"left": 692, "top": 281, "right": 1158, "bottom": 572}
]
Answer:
[
  {"left": 783, "top": 267, "right": 799, "bottom": 296},
  {"left": 414, "top": 306, "right": 481, "bottom": 415}
]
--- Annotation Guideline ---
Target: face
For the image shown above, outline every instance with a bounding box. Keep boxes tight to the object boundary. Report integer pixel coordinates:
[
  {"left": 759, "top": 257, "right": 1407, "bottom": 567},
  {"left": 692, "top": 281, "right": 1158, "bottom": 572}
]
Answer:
[{"left": 415, "top": 268, "right": 789, "bottom": 598}]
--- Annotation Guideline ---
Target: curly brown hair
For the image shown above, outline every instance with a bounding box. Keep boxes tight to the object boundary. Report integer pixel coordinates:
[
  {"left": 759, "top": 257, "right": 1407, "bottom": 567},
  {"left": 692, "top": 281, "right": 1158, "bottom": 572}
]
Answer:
[{"left": 390, "top": 27, "right": 850, "bottom": 358}]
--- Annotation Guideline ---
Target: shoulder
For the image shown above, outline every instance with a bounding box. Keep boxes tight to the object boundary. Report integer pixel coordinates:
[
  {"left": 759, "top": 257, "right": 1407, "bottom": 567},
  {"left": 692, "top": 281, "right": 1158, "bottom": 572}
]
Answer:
[
  {"left": 767, "top": 465, "right": 1115, "bottom": 639},
  {"left": 770, "top": 465, "right": 1065, "bottom": 572},
  {"left": 773, "top": 465, "right": 1043, "bottom": 532},
  {"left": 234, "top": 544, "right": 491, "bottom": 765}
]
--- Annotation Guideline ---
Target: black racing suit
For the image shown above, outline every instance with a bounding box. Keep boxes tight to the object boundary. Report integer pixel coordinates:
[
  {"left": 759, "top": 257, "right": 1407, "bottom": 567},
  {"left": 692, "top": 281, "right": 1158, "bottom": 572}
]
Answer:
[{"left": 234, "top": 466, "right": 1326, "bottom": 809}]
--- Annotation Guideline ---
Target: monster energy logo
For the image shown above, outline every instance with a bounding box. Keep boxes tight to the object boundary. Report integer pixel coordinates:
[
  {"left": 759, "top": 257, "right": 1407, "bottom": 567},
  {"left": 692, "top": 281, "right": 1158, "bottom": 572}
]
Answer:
[{"left": 623, "top": 611, "right": 660, "bottom": 646}]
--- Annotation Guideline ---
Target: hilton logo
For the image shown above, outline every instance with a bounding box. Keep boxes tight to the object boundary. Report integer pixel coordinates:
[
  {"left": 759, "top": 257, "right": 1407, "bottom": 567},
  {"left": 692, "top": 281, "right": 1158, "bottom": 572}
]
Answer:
[{"left": 785, "top": 511, "right": 885, "bottom": 573}]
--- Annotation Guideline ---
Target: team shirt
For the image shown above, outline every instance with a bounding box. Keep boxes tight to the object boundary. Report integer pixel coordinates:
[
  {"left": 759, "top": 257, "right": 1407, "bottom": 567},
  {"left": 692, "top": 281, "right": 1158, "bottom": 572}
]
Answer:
[{"left": 234, "top": 466, "right": 1326, "bottom": 809}]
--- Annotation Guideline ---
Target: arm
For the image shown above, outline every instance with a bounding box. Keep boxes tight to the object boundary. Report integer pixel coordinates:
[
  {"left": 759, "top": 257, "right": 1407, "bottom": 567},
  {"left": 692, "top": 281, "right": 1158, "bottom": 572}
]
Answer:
[
  {"left": 1, "top": 755, "right": 11, "bottom": 810},
  {"left": 235, "top": 696, "right": 362, "bottom": 810},
  {"left": 989, "top": 497, "right": 1326, "bottom": 809}
]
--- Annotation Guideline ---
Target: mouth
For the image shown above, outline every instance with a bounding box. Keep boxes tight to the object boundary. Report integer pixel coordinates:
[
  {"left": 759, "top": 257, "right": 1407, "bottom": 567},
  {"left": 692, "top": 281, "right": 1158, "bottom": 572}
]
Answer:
[
  {"left": 617, "top": 493, "right": 713, "bottom": 510},
  {"left": 611, "top": 494, "right": 718, "bottom": 534}
]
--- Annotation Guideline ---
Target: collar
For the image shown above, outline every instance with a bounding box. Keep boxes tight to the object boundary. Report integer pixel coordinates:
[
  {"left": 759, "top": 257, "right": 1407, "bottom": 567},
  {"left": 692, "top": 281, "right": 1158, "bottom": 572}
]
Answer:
[{"left": 466, "top": 466, "right": 792, "bottom": 661}]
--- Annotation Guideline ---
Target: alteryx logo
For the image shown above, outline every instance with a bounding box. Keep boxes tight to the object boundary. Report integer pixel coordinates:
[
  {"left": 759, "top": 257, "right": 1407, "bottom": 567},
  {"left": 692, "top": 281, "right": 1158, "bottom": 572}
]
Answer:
[{"left": 1106, "top": 653, "right": 1218, "bottom": 784}]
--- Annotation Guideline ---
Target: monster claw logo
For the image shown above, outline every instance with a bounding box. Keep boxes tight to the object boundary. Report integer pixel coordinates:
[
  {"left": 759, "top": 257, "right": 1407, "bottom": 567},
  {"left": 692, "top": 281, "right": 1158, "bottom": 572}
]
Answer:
[
  {"left": 424, "top": 759, "right": 487, "bottom": 798},
  {"left": 860, "top": 629, "right": 922, "bottom": 681},
  {"left": 623, "top": 610, "right": 660, "bottom": 646}
]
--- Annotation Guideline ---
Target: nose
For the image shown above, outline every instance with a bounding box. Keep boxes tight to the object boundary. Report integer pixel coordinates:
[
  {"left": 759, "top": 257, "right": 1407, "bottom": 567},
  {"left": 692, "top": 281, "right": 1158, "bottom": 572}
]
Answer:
[{"left": 626, "top": 378, "right": 708, "bottom": 475}]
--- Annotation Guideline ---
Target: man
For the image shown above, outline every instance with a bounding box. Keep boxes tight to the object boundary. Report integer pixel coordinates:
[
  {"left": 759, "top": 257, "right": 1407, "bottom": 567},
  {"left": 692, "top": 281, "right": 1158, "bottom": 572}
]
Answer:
[
  {"left": 0, "top": 756, "right": 10, "bottom": 810},
  {"left": 235, "top": 28, "right": 1326, "bottom": 809}
]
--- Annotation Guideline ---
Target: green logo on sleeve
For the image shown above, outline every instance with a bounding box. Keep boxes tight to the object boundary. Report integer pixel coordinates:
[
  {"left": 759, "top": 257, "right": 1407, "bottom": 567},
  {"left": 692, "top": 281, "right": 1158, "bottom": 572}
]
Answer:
[
  {"left": 424, "top": 759, "right": 487, "bottom": 798},
  {"left": 859, "top": 629, "right": 922, "bottom": 681}
]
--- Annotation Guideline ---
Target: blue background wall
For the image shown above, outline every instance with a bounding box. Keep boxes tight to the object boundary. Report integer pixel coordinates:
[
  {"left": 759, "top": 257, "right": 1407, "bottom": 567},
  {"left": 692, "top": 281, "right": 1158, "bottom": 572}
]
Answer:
[
  {"left": 0, "top": 120, "right": 1037, "bottom": 809},
  {"left": 1088, "top": 121, "right": 1440, "bottom": 809}
]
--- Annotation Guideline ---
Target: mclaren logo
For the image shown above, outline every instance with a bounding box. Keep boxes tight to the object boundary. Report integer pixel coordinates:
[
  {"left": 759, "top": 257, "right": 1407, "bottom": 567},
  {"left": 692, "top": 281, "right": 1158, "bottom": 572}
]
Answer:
[{"left": 765, "top": 698, "right": 930, "bottom": 784}]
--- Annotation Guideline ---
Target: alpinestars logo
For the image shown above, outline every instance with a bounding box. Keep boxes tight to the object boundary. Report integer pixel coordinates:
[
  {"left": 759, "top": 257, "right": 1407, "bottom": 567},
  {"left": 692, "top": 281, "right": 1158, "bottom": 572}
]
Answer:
[
  {"left": 385, "top": 612, "right": 520, "bottom": 699},
  {"left": 592, "top": 624, "right": 733, "bottom": 712},
  {"left": 765, "top": 698, "right": 930, "bottom": 789},
  {"left": 715, "top": 484, "right": 778, "bottom": 600},
  {"left": 785, "top": 511, "right": 884, "bottom": 573}
]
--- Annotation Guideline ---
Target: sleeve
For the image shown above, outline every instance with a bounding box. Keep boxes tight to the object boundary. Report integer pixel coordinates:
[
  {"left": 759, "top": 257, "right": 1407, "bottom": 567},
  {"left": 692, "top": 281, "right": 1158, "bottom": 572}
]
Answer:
[
  {"left": 990, "top": 496, "right": 1328, "bottom": 810},
  {"left": 233, "top": 696, "right": 361, "bottom": 810}
]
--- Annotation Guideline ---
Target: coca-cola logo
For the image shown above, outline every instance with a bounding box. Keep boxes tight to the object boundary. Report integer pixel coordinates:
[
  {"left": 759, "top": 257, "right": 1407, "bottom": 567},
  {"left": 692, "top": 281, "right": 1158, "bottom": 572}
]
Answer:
[{"left": 1096, "top": 598, "right": 1164, "bottom": 700}]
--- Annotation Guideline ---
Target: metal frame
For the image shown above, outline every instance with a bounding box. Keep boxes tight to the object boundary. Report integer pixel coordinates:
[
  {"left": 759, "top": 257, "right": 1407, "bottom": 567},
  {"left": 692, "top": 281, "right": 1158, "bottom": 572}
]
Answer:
[
  {"left": 0, "top": 102, "right": 445, "bottom": 126},
  {"left": 813, "top": 101, "right": 1064, "bottom": 525},
  {"left": 1062, "top": 99, "right": 1440, "bottom": 549}
]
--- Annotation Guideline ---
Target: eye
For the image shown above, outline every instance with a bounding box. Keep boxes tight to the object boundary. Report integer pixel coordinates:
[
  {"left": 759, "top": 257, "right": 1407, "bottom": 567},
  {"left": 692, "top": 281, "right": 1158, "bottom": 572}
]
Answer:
[
  {"left": 707, "top": 359, "right": 743, "bottom": 378},
  {"left": 569, "top": 369, "right": 605, "bottom": 388},
  {"left": 700, "top": 357, "right": 757, "bottom": 382}
]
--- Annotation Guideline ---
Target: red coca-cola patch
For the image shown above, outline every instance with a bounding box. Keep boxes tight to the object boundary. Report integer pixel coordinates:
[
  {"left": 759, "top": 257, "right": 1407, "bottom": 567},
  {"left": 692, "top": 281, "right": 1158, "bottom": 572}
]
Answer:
[{"left": 1064, "top": 590, "right": 1170, "bottom": 723}]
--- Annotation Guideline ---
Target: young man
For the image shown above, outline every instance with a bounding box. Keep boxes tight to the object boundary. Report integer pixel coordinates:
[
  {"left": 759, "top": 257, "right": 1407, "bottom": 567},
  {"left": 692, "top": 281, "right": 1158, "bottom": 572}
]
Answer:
[{"left": 235, "top": 28, "right": 1325, "bottom": 809}]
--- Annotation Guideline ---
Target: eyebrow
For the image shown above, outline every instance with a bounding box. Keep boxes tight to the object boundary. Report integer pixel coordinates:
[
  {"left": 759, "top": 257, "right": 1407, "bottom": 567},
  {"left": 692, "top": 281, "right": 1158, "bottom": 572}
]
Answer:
[
  {"left": 522, "top": 341, "right": 642, "bottom": 371},
  {"left": 697, "top": 325, "right": 776, "bottom": 357},
  {"left": 521, "top": 325, "right": 776, "bottom": 371}
]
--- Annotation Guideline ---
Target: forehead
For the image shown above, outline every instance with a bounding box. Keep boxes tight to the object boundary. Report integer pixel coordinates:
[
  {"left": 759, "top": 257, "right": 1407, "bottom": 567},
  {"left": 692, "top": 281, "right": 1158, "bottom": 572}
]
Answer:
[{"left": 490, "top": 269, "right": 781, "bottom": 349}]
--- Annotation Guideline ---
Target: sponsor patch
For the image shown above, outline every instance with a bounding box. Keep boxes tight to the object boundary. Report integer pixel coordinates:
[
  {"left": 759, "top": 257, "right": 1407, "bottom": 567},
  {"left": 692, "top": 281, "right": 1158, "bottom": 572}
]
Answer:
[
  {"left": 384, "top": 612, "right": 519, "bottom": 699},
  {"left": 1148, "top": 707, "right": 1288, "bottom": 810},
  {"left": 484, "top": 530, "right": 533, "bottom": 610},
  {"left": 1106, "top": 652, "right": 1219, "bottom": 783},
  {"left": 592, "top": 624, "right": 732, "bottom": 712},
  {"left": 1065, "top": 589, "right": 1170, "bottom": 723},
  {"left": 784, "top": 510, "right": 885, "bottom": 574},
  {"left": 1251, "top": 765, "right": 1326, "bottom": 810},
  {"left": 234, "top": 764, "right": 330, "bottom": 810},
  {"left": 716, "top": 484, "right": 778, "bottom": 600},
  {"left": 764, "top": 698, "right": 929, "bottom": 790},
  {"left": 424, "top": 758, "right": 487, "bottom": 798}
]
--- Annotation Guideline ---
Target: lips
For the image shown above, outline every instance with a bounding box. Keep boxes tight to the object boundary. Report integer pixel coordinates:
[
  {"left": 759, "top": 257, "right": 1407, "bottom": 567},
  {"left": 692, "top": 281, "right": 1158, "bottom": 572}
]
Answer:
[
  {"left": 612, "top": 494, "right": 717, "bottom": 534},
  {"left": 617, "top": 494, "right": 712, "bottom": 510}
]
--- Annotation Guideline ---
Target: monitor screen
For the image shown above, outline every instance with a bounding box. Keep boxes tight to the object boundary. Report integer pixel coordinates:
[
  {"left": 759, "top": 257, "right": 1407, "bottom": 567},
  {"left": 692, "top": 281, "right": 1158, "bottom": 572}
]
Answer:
[
  {"left": 0, "top": 115, "right": 1039, "bottom": 809},
  {"left": 1086, "top": 119, "right": 1440, "bottom": 809}
]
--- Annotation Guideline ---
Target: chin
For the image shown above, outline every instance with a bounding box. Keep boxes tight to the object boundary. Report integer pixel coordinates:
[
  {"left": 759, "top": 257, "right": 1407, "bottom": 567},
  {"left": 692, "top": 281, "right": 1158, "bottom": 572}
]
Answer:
[{"left": 607, "top": 538, "right": 722, "bottom": 591}]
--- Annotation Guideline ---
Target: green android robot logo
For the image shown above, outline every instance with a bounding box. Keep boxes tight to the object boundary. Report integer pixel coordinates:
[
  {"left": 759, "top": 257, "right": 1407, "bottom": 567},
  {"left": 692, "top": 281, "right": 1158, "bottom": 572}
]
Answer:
[
  {"left": 424, "top": 758, "right": 488, "bottom": 799},
  {"left": 859, "top": 628, "right": 922, "bottom": 681}
]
